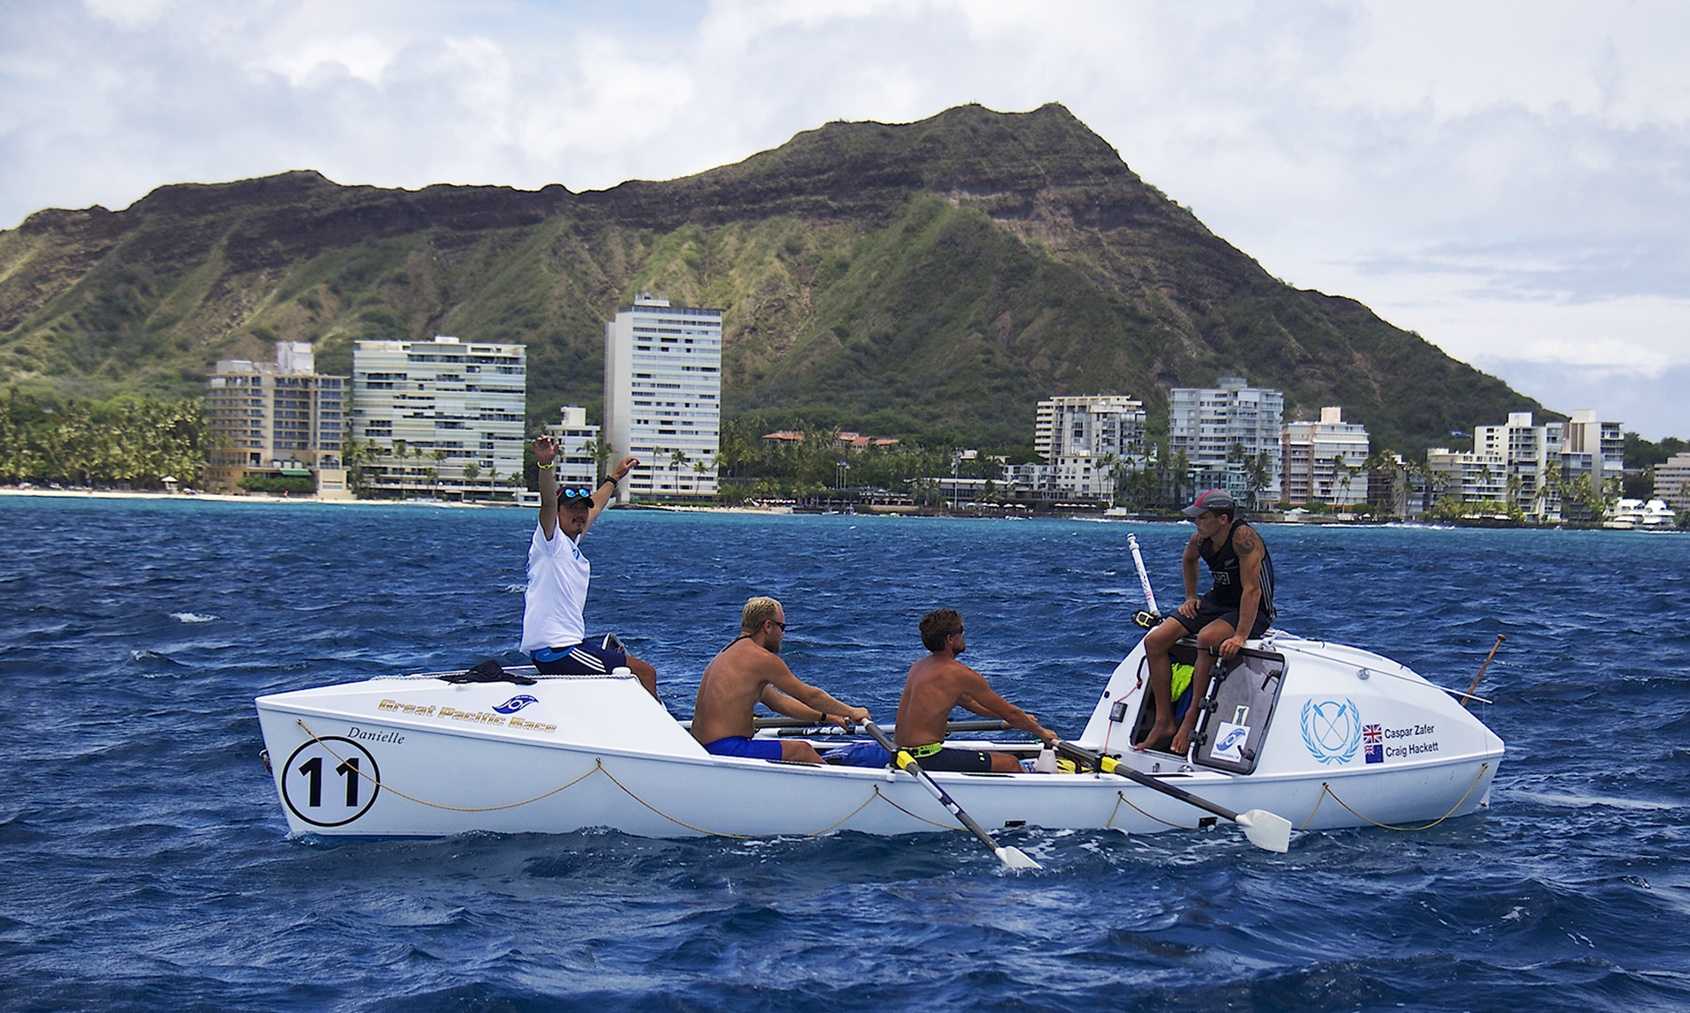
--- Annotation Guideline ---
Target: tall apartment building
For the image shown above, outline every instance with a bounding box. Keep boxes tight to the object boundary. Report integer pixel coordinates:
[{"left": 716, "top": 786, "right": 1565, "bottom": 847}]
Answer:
[
  {"left": 542, "top": 405, "right": 602, "bottom": 490},
  {"left": 205, "top": 341, "right": 348, "bottom": 497},
  {"left": 1033, "top": 395, "right": 1147, "bottom": 500},
  {"left": 1557, "top": 409, "right": 1625, "bottom": 519},
  {"left": 1426, "top": 409, "right": 1624, "bottom": 520},
  {"left": 1425, "top": 446, "right": 1508, "bottom": 506},
  {"left": 1654, "top": 452, "right": 1690, "bottom": 512},
  {"left": 1472, "top": 412, "right": 1564, "bottom": 519},
  {"left": 1168, "top": 375, "right": 1284, "bottom": 505},
  {"left": 1281, "top": 407, "right": 1370, "bottom": 508},
  {"left": 350, "top": 336, "right": 526, "bottom": 499},
  {"left": 603, "top": 294, "right": 723, "bottom": 501}
]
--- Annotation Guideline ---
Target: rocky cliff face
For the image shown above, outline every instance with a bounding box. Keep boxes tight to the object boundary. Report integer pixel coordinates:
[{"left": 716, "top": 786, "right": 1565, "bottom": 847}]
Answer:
[{"left": 0, "top": 102, "right": 1543, "bottom": 449}]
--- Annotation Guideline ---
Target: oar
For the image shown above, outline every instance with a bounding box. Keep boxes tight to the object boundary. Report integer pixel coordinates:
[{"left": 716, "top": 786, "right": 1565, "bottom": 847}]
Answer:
[
  {"left": 751, "top": 717, "right": 1009, "bottom": 732},
  {"left": 1057, "top": 741, "right": 1292, "bottom": 854},
  {"left": 861, "top": 720, "right": 1041, "bottom": 872},
  {"left": 1461, "top": 634, "right": 1505, "bottom": 710}
]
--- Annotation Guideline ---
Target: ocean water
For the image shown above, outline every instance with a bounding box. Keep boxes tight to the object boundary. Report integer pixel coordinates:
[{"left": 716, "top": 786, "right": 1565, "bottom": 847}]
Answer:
[{"left": 3, "top": 498, "right": 1688, "bottom": 1011}]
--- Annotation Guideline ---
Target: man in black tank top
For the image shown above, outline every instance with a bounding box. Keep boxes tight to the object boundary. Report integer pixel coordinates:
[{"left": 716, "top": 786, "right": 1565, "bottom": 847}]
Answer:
[{"left": 1134, "top": 489, "right": 1276, "bottom": 755}]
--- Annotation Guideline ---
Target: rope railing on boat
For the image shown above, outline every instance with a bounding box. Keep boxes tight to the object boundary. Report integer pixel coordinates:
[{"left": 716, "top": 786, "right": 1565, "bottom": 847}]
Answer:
[
  {"left": 1299, "top": 761, "right": 1492, "bottom": 832},
  {"left": 292, "top": 718, "right": 965, "bottom": 839},
  {"left": 291, "top": 719, "right": 1490, "bottom": 842}
]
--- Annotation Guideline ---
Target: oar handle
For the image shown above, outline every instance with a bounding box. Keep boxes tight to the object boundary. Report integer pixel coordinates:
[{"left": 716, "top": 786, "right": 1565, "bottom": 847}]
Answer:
[{"left": 1057, "top": 741, "right": 1242, "bottom": 823}]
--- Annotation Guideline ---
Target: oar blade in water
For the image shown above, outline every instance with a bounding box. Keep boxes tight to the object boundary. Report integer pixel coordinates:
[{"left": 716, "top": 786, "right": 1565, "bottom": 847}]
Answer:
[
  {"left": 995, "top": 846, "right": 1042, "bottom": 871},
  {"left": 1237, "top": 809, "right": 1292, "bottom": 853}
]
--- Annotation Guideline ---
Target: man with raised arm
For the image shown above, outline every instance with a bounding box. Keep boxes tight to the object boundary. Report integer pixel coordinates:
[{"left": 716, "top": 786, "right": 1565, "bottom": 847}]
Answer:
[
  {"left": 519, "top": 435, "right": 658, "bottom": 697},
  {"left": 1135, "top": 489, "right": 1276, "bottom": 755},
  {"left": 691, "top": 597, "right": 870, "bottom": 763},
  {"left": 895, "top": 609, "right": 1059, "bottom": 773}
]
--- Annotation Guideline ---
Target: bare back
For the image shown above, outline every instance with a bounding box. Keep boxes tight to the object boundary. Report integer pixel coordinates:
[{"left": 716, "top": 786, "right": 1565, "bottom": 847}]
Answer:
[
  {"left": 894, "top": 654, "right": 980, "bottom": 747},
  {"left": 691, "top": 638, "right": 790, "bottom": 744}
]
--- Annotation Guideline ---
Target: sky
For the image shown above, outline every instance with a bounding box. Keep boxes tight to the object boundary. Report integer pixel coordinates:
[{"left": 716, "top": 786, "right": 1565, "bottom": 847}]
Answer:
[{"left": 2, "top": 0, "right": 1686, "bottom": 438}]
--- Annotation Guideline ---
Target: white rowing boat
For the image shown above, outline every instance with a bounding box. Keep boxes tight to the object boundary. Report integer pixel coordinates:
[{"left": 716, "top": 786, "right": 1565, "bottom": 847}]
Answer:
[{"left": 254, "top": 627, "right": 1504, "bottom": 855}]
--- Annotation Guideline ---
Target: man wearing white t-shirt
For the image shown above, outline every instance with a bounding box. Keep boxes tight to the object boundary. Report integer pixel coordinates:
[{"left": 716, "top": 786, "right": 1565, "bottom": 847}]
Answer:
[{"left": 519, "top": 435, "right": 658, "bottom": 697}]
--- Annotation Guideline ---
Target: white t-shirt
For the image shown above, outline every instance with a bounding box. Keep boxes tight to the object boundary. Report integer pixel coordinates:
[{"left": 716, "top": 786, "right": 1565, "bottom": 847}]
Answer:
[{"left": 519, "top": 523, "right": 590, "bottom": 653}]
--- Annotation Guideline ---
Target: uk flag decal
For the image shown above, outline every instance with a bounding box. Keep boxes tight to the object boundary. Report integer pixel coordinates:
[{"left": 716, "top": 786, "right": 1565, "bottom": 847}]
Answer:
[{"left": 1363, "top": 723, "right": 1384, "bottom": 764}]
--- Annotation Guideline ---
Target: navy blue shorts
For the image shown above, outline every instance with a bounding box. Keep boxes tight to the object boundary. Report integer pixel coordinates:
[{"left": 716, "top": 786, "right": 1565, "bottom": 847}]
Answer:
[
  {"left": 702, "top": 736, "right": 784, "bottom": 761},
  {"left": 907, "top": 745, "right": 995, "bottom": 773},
  {"left": 1172, "top": 598, "right": 1272, "bottom": 639},
  {"left": 531, "top": 634, "right": 627, "bottom": 675}
]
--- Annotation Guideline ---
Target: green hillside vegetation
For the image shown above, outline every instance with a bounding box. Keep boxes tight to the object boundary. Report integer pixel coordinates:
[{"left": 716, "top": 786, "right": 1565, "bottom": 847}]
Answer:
[{"left": 1, "top": 102, "right": 1561, "bottom": 456}]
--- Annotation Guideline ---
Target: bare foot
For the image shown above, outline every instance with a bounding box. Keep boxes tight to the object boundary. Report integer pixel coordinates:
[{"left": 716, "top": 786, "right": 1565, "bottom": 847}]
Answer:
[
  {"left": 1133, "top": 723, "right": 1176, "bottom": 752},
  {"left": 1170, "top": 723, "right": 1196, "bottom": 756}
]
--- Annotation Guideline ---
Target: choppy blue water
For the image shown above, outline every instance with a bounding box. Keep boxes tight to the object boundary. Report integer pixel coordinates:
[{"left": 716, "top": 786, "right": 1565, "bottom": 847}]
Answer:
[{"left": 3, "top": 498, "right": 1689, "bottom": 1011}]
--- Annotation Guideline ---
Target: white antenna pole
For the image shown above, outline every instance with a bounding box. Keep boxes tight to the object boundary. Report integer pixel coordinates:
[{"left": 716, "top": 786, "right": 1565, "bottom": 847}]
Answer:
[{"left": 1128, "top": 533, "right": 1159, "bottom": 615}]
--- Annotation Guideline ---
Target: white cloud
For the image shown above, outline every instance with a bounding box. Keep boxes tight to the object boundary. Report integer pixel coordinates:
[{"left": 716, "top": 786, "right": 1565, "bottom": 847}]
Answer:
[{"left": 2, "top": 0, "right": 1688, "bottom": 435}]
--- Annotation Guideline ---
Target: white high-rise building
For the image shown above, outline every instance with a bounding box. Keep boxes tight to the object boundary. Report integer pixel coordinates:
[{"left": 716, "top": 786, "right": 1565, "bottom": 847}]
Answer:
[
  {"left": 1557, "top": 409, "right": 1625, "bottom": 519},
  {"left": 1427, "top": 409, "right": 1617, "bottom": 520},
  {"left": 603, "top": 293, "right": 723, "bottom": 501},
  {"left": 1282, "top": 407, "right": 1370, "bottom": 507},
  {"left": 1168, "top": 375, "right": 1284, "bottom": 505},
  {"left": 350, "top": 336, "right": 526, "bottom": 500},
  {"left": 543, "top": 406, "right": 601, "bottom": 490},
  {"left": 1033, "top": 395, "right": 1147, "bottom": 500},
  {"left": 1474, "top": 412, "right": 1564, "bottom": 519},
  {"left": 1426, "top": 446, "right": 1508, "bottom": 504}
]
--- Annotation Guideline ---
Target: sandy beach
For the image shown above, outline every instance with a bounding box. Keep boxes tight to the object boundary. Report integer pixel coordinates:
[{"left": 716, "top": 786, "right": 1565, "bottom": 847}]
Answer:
[{"left": 0, "top": 486, "right": 798, "bottom": 515}]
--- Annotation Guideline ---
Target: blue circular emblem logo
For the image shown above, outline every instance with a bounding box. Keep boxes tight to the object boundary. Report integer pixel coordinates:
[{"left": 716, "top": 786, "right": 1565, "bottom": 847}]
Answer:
[{"left": 1300, "top": 697, "right": 1362, "bottom": 765}]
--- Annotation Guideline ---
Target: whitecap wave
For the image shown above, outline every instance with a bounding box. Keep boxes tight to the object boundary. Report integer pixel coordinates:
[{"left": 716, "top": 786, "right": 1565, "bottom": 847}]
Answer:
[
  {"left": 502, "top": 584, "right": 525, "bottom": 594},
  {"left": 170, "top": 612, "right": 219, "bottom": 623}
]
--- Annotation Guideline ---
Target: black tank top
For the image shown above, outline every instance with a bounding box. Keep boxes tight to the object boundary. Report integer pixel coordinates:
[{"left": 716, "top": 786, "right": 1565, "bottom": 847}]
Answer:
[{"left": 1199, "top": 521, "right": 1275, "bottom": 618}]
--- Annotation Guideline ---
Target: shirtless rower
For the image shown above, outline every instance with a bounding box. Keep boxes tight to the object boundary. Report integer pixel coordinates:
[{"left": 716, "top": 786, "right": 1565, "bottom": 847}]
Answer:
[
  {"left": 690, "top": 596, "right": 870, "bottom": 763},
  {"left": 894, "top": 609, "right": 1058, "bottom": 773}
]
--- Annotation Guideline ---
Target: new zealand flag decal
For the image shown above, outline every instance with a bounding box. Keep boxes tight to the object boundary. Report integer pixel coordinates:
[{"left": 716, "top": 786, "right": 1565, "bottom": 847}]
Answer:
[
  {"left": 494, "top": 694, "right": 540, "bottom": 714},
  {"left": 1363, "top": 723, "right": 1383, "bottom": 763}
]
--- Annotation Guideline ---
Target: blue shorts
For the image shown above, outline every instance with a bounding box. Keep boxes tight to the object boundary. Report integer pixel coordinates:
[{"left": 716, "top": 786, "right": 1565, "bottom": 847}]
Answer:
[
  {"left": 822, "top": 742, "right": 893, "bottom": 767},
  {"left": 531, "top": 634, "right": 627, "bottom": 675},
  {"left": 702, "top": 736, "right": 784, "bottom": 761}
]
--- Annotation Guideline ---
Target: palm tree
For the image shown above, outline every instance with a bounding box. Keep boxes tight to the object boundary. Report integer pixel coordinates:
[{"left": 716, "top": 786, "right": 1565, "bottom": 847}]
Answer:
[
  {"left": 669, "top": 449, "right": 688, "bottom": 498},
  {"left": 1245, "top": 451, "right": 1272, "bottom": 510},
  {"left": 583, "top": 439, "right": 613, "bottom": 480},
  {"left": 1536, "top": 458, "right": 1562, "bottom": 520},
  {"left": 692, "top": 458, "right": 708, "bottom": 497},
  {"left": 1097, "top": 451, "right": 1119, "bottom": 506},
  {"left": 391, "top": 440, "right": 410, "bottom": 496}
]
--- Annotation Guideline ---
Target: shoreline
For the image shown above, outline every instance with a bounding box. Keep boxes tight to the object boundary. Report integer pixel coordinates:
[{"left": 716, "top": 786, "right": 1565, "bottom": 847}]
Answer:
[
  {"left": 0, "top": 487, "right": 498, "bottom": 508},
  {"left": 0, "top": 486, "right": 798, "bottom": 515},
  {"left": 2, "top": 487, "right": 1679, "bottom": 531}
]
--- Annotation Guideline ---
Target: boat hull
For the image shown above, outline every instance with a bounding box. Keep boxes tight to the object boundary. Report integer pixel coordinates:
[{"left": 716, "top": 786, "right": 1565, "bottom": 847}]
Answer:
[{"left": 256, "top": 676, "right": 1501, "bottom": 841}]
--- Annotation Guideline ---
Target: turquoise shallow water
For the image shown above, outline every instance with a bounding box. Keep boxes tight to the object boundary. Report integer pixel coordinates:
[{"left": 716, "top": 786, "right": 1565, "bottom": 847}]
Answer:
[{"left": 2, "top": 498, "right": 1689, "bottom": 1011}]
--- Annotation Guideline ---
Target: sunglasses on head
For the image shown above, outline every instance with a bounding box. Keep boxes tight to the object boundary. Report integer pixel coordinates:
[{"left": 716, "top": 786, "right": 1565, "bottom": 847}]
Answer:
[{"left": 560, "top": 486, "right": 593, "bottom": 502}]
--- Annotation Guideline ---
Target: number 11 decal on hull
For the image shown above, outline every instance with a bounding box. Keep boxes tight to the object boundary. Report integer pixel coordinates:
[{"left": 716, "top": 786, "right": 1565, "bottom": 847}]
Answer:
[{"left": 281, "top": 737, "right": 381, "bottom": 827}]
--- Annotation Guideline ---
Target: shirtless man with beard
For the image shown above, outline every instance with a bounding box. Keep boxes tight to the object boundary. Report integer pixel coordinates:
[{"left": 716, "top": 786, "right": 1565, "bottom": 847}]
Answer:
[{"left": 690, "top": 596, "right": 870, "bottom": 763}]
